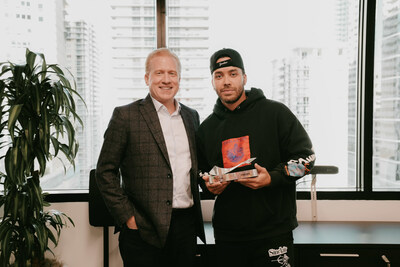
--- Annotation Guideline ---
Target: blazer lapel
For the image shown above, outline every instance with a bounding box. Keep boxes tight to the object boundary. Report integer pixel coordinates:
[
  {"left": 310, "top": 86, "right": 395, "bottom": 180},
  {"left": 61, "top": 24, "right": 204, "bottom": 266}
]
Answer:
[{"left": 139, "top": 94, "right": 170, "bottom": 166}]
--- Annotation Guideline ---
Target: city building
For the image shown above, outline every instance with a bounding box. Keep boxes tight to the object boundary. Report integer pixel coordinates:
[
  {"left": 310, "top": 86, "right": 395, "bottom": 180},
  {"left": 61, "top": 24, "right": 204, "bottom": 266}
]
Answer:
[
  {"left": 65, "top": 20, "right": 101, "bottom": 189},
  {"left": 109, "top": 0, "right": 212, "bottom": 120},
  {"left": 0, "top": 0, "right": 67, "bottom": 64},
  {"left": 373, "top": 0, "right": 400, "bottom": 189}
]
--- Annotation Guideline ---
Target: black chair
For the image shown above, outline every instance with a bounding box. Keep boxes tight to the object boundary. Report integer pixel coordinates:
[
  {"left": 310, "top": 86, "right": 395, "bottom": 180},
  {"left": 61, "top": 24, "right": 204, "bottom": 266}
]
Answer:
[{"left": 89, "top": 169, "right": 115, "bottom": 267}]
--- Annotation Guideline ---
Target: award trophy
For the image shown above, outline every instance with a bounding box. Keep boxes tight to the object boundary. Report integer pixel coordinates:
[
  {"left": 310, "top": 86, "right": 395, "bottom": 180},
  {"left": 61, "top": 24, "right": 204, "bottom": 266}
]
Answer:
[{"left": 200, "top": 158, "right": 258, "bottom": 184}]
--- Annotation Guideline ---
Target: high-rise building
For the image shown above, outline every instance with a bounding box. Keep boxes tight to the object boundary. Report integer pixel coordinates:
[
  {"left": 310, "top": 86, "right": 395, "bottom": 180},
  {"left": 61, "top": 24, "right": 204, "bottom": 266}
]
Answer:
[
  {"left": 271, "top": 0, "right": 358, "bottom": 189},
  {"left": 108, "top": 0, "right": 211, "bottom": 120},
  {"left": 373, "top": 0, "right": 400, "bottom": 188},
  {"left": 0, "top": 0, "right": 75, "bottom": 189},
  {"left": 271, "top": 48, "right": 313, "bottom": 131},
  {"left": 271, "top": 46, "right": 348, "bottom": 188},
  {"left": 108, "top": 0, "right": 157, "bottom": 114},
  {"left": 0, "top": 0, "right": 67, "bottom": 64},
  {"left": 167, "top": 0, "right": 211, "bottom": 119},
  {"left": 341, "top": 0, "right": 359, "bottom": 186},
  {"left": 65, "top": 20, "right": 101, "bottom": 189}
]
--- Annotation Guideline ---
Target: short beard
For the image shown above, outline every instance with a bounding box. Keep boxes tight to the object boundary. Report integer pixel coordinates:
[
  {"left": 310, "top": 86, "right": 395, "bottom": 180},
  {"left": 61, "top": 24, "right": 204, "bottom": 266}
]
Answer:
[{"left": 223, "top": 87, "right": 245, "bottom": 104}]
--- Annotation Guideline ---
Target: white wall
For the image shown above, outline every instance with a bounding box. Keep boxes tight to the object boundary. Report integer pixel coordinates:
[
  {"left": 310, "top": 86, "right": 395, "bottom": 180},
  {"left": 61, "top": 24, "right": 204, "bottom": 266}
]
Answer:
[
  {"left": 48, "top": 200, "right": 400, "bottom": 267},
  {"left": 46, "top": 202, "right": 122, "bottom": 267}
]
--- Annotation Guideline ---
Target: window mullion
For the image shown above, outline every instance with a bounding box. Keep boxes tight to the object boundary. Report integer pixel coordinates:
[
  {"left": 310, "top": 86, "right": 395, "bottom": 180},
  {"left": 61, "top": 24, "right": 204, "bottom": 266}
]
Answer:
[
  {"left": 156, "top": 0, "right": 166, "bottom": 48},
  {"left": 358, "top": 0, "right": 375, "bottom": 193}
]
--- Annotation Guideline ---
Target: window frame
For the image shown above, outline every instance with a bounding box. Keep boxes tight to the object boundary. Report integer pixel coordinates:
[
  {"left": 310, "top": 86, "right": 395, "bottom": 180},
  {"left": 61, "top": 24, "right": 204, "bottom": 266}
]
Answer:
[
  {"left": 45, "top": 0, "right": 400, "bottom": 203},
  {"left": 297, "top": 0, "right": 399, "bottom": 201}
]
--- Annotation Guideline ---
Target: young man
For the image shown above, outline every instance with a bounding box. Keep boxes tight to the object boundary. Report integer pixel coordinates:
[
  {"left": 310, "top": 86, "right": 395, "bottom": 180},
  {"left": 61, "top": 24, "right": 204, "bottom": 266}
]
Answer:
[
  {"left": 96, "top": 48, "right": 205, "bottom": 267},
  {"left": 197, "top": 48, "right": 315, "bottom": 266}
]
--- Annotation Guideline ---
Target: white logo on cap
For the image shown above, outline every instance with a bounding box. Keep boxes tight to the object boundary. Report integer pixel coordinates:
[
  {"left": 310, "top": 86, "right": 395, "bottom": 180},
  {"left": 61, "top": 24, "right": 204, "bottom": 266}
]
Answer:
[{"left": 218, "top": 60, "right": 229, "bottom": 67}]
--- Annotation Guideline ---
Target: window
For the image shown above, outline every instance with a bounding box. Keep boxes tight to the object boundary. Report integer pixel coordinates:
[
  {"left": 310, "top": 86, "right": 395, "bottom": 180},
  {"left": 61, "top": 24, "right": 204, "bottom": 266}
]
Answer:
[
  {"left": 167, "top": 0, "right": 360, "bottom": 192},
  {"left": 373, "top": 0, "right": 400, "bottom": 191},
  {"left": 1, "top": 0, "right": 400, "bottom": 201}
]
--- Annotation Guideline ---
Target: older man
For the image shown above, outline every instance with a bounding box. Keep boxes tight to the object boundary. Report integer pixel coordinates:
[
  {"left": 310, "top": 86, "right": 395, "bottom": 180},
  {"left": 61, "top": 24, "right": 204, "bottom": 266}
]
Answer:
[{"left": 96, "top": 48, "right": 205, "bottom": 267}]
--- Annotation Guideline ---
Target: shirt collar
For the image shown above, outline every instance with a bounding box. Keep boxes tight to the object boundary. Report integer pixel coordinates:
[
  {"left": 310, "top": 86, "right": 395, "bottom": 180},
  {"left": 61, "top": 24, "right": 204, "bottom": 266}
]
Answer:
[{"left": 150, "top": 95, "right": 181, "bottom": 115}]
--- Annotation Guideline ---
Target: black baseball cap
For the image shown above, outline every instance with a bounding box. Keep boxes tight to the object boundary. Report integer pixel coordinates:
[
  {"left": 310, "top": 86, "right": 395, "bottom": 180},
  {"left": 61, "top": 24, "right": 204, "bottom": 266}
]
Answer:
[{"left": 210, "top": 48, "right": 245, "bottom": 74}]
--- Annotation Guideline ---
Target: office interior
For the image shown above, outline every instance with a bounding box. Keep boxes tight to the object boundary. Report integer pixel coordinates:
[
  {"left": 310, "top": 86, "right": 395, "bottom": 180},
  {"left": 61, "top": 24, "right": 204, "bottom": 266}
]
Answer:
[{"left": 1, "top": 0, "right": 400, "bottom": 266}]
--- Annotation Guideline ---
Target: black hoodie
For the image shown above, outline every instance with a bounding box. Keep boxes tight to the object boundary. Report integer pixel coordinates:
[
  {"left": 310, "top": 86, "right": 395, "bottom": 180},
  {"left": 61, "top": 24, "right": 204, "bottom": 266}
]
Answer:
[{"left": 197, "top": 88, "right": 315, "bottom": 242}]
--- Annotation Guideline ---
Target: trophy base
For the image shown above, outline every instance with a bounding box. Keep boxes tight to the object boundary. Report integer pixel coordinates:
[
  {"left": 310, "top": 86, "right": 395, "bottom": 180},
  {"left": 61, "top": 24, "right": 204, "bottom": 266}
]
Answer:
[{"left": 209, "top": 169, "right": 258, "bottom": 184}]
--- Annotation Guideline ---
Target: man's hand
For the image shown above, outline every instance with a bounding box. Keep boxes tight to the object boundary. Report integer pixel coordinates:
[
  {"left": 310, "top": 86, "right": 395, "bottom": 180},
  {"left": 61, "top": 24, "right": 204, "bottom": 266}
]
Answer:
[
  {"left": 203, "top": 174, "right": 229, "bottom": 195},
  {"left": 126, "top": 216, "right": 138, "bottom": 229},
  {"left": 236, "top": 163, "right": 271, "bottom": 189}
]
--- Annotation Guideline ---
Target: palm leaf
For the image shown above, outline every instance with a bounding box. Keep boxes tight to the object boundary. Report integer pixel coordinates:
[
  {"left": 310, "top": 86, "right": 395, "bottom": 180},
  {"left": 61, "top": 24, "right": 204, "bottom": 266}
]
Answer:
[
  {"left": 0, "top": 48, "right": 82, "bottom": 265},
  {"left": 7, "top": 104, "right": 23, "bottom": 141}
]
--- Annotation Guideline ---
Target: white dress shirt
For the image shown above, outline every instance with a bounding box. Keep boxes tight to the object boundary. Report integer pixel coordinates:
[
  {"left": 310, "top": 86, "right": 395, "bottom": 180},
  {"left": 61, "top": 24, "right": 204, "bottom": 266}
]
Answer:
[{"left": 151, "top": 97, "right": 194, "bottom": 209}]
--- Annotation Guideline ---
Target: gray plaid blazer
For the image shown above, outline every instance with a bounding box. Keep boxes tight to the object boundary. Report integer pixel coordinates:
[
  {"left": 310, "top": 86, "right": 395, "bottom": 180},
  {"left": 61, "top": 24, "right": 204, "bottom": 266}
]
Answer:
[{"left": 96, "top": 94, "right": 206, "bottom": 248}]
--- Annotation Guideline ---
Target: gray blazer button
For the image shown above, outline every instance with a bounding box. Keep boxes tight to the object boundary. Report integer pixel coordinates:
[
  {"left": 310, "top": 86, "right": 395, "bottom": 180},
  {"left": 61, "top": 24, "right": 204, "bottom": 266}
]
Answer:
[
  {"left": 166, "top": 200, "right": 171, "bottom": 206},
  {"left": 167, "top": 173, "right": 172, "bottom": 179}
]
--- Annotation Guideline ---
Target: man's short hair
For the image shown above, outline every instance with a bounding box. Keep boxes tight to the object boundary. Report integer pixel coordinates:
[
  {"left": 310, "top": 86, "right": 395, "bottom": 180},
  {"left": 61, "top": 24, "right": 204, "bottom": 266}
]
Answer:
[{"left": 145, "top": 48, "right": 181, "bottom": 76}]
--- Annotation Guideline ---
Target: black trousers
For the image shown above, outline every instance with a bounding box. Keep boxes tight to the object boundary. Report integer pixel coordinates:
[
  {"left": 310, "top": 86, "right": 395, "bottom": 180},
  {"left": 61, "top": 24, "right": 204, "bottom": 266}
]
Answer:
[
  {"left": 215, "top": 232, "right": 294, "bottom": 267},
  {"left": 119, "top": 207, "right": 197, "bottom": 267}
]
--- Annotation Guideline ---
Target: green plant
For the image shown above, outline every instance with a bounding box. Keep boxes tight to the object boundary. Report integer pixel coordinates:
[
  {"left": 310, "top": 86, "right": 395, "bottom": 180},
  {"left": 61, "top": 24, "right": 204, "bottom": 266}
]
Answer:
[{"left": 0, "top": 48, "right": 84, "bottom": 266}]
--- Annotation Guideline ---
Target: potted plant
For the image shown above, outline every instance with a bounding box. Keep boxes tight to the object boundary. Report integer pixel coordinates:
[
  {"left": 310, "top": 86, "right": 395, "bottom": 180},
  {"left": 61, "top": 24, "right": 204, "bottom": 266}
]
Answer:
[{"left": 0, "top": 48, "right": 84, "bottom": 266}]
